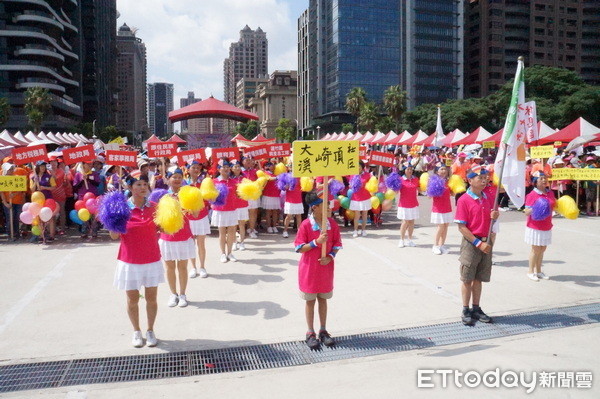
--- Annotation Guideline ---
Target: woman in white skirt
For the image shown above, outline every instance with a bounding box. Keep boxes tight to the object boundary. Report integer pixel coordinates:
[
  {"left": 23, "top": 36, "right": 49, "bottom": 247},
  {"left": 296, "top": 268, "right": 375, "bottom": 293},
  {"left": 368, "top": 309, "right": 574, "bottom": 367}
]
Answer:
[
  {"left": 349, "top": 161, "right": 373, "bottom": 237},
  {"left": 260, "top": 161, "right": 281, "bottom": 233},
  {"left": 428, "top": 165, "right": 453, "bottom": 255},
  {"left": 231, "top": 160, "right": 249, "bottom": 250},
  {"left": 109, "top": 176, "right": 164, "bottom": 348},
  {"left": 282, "top": 174, "right": 303, "bottom": 238},
  {"left": 212, "top": 158, "right": 239, "bottom": 263},
  {"left": 159, "top": 169, "right": 196, "bottom": 308},
  {"left": 242, "top": 157, "right": 259, "bottom": 238},
  {"left": 397, "top": 164, "right": 420, "bottom": 247},
  {"left": 523, "top": 172, "right": 556, "bottom": 281},
  {"left": 184, "top": 161, "right": 209, "bottom": 279}
]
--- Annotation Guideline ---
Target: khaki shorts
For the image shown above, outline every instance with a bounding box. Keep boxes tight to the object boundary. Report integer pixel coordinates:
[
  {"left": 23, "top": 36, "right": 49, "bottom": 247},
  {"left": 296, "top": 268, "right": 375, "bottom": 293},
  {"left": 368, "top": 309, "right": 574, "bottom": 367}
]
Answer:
[
  {"left": 459, "top": 237, "right": 492, "bottom": 282},
  {"left": 299, "top": 291, "right": 333, "bottom": 301}
]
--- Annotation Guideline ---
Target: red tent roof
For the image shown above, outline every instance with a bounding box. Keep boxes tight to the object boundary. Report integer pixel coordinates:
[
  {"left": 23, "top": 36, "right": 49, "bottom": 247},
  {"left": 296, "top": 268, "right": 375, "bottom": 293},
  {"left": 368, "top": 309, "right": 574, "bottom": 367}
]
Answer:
[
  {"left": 539, "top": 117, "right": 600, "bottom": 144},
  {"left": 143, "top": 134, "right": 162, "bottom": 144},
  {"left": 168, "top": 96, "right": 259, "bottom": 123},
  {"left": 251, "top": 134, "right": 273, "bottom": 142},
  {"left": 478, "top": 129, "right": 503, "bottom": 145},
  {"left": 167, "top": 134, "right": 187, "bottom": 144},
  {"left": 231, "top": 133, "right": 246, "bottom": 142},
  {"left": 453, "top": 127, "right": 492, "bottom": 146},
  {"left": 407, "top": 130, "right": 429, "bottom": 146}
]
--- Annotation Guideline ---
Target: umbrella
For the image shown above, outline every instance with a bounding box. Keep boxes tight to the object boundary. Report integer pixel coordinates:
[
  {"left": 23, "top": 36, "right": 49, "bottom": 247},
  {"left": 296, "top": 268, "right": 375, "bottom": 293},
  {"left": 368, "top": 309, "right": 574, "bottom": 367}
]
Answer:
[{"left": 565, "top": 133, "right": 600, "bottom": 152}]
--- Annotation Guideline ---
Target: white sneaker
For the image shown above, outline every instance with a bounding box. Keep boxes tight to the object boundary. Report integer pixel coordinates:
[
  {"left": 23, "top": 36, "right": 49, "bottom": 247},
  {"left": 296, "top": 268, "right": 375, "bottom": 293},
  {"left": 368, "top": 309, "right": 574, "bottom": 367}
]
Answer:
[
  {"left": 220, "top": 253, "right": 228, "bottom": 263},
  {"left": 407, "top": 240, "right": 417, "bottom": 247},
  {"left": 238, "top": 242, "right": 246, "bottom": 251},
  {"left": 228, "top": 253, "right": 238, "bottom": 262},
  {"left": 246, "top": 228, "right": 252, "bottom": 235},
  {"left": 537, "top": 272, "right": 549, "bottom": 280},
  {"left": 178, "top": 294, "right": 188, "bottom": 307},
  {"left": 167, "top": 293, "right": 179, "bottom": 307},
  {"left": 132, "top": 331, "right": 144, "bottom": 348},
  {"left": 282, "top": 231, "right": 289, "bottom": 238},
  {"left": 146, "top": 331, "right": 158, "bottom": 347},
  {"left": 267, "top": 227, "right": 274, "bottom": 233},
  {"left": 189, "top": 268, "right": 199, "bottom": 278},
  {"left": 527, "top": 273, "right": 540, "bottom": 282},
  {"left": 272, "top": 226, "right": 278, "bottom": 233},
  {"left": 199, "top": 268, "right": 208, "bottom": 278},
  {"left": 361, "top": 230, "right": 367, "bottom": 237},
  {"left": 440, "top": 245, "right": 449, "bottom": 254},
  {"left": 352, "top": 230, "right": 359, "bottom": 238},
  {"left": 398, "top": 239, "right": 405, "bottom": 248},
  {"left": 233, "top": 242, "right": 239, "bottom": 251},
  {"left": 250, "top": 231, "right": 258, "bottom": 239},
  {"left": 432, "top": 246, "right": 442, "bottom": 255}
]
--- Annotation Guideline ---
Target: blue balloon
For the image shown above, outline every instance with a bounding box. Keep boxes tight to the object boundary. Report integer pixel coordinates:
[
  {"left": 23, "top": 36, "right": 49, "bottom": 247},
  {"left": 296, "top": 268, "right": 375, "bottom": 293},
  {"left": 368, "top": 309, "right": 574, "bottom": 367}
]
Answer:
[
  {"left": 347, "top": 189, "right": 354, "bottom": 199},
  {"left": 69, "top": 209, "right": 83, "bottom": 225}
]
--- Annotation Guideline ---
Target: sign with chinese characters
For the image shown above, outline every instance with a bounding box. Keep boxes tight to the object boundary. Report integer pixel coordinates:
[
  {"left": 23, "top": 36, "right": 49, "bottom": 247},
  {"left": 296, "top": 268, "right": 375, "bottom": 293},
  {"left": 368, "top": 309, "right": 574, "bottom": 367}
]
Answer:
[
  {"left": 292, "top": 140, "right": 360, "bottom": 177},
  {"left": 554, "top": 141, "right": 562, "bottom": 147},
  {"left": 243, "top": 145, "right": 269, "bottom": 160},
  {"left": 549, "top": 168, "right": 600, "bottom": 181},
  {"left": 483, "top": 141, "right": 496, "bottom": 149},
  {"left": 176, "top": 148, "right": 207, "bottom": 166},
  {"left": 212, "top": 147, "right": 240, "bottom": 162},
  {"left": 518, "top": 101, "right": 539, "bottom": 144},
  {"left": 0, "top": 176, "right": 27, "bottom": 192},
  {"left": 368, "top": 151, "right": 395, "bottom": 167},
  {"left": 266, "top": 143, "right": 291, "bottom": 158},
  {"left": 105, "top": 150, "right": 138, "bottom": 167},
  {"left": 529, "top": 145, "right": 555, "bottom": 159},
  {"left": 147, "top": 142, "right": 178, "bottom": 158},
  {"left": 62, "top": 145, "right": 95, "bottom": 165},
  {"left": 359, "top": 146, "right": 368, "bottom": 161},
  {"left": 12, "top": 144, "right": 47, "bottom": 165}
]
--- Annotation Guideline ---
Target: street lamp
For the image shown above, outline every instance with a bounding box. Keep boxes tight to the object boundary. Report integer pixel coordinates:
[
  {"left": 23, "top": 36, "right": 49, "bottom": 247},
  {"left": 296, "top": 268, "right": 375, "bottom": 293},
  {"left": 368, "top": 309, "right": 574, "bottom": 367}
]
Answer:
[{"left": 317, "top": 125, "right": 321, "bottom": 140}]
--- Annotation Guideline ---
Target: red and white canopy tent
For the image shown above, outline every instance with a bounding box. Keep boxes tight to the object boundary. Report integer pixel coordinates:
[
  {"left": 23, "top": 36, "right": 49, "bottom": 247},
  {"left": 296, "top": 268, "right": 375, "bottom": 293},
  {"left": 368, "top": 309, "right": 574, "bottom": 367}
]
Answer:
[
  {"left": 538, "top": 117, "right": 600, "bottom": 145},
  {"left": 169, "top": 96, "right": 259, "bottom": 124},
  {"left": 322, "top": 133, "right": 332, "bottom": 140},
  {"left": 235, "top": 133, "right": 277, "bottom": 148},
  {"left": 402, "top": 130, "right": 428, "bottom": 146},
  {"left": 453, "top": 127, "right": 492, "bottom": 146},
  {"left": 167, "top": 134, "right": 187, "bottom": 144},
  {"left": 390, "top": 130, "right": 413, "bottom": 145}
]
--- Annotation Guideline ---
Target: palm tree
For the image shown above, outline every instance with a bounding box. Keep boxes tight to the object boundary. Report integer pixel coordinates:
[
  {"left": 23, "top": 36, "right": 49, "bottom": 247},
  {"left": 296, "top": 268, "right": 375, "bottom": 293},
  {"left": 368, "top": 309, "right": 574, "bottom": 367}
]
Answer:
[
  {"left": 24, "top": 87, "right": 51, "bottom": 132},
  {"left": 357, "top": 102, "right": 379, "bottom": 132},
  {"left": 345, "top": 87, "right": 367, "bottom": 118},
  {"left": 383, "top": 85, "right": 407, "bottom": 132}
]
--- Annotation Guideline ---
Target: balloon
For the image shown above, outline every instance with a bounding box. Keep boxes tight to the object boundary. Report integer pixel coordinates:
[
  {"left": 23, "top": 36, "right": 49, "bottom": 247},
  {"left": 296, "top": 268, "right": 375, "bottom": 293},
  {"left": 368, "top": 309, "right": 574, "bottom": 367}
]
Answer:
[
  {"left": 32, "top": 217, "right": 39, "bottom": 226},
  {"left": 78, "top": 208, "right": 91, "bottom": 222},
  {"left": 331, "top": 199, "right": 341, "bottom": 212},
  {"left": 378, "top": 181, "right": 387, "bottom": 193},
  {"left": 346, "top": 189, "right": 354, "bottom": 199},
  {"left": 384, "top": 189, "right": 396, "bottom": 200},
  {"left": 70, "top": 209, "right": 83, "bottom": 225},
  {"left": 44, "top": 198, "right": 57, "bottom": 212},
  {"left": 39, "top": 207, "right": 54, "bottom": 222},
  {"left": 31, "top": 191, "right": 45, "bottom": 205},
  {"left": 337, "top": 195, "right": 345, "bottom": 201},
  {"left": 345, "top": 209, "right": 355, "bottom": 220},
  {"left": 381, "top": 199, "right": 394, "bottom": 211},
  {"left": 340, "top": 197, "right": 351, "bottom": 209},
  {"left": 19, "top": 211, "right": 34, "bottom": 225},
  {"left": 22, "top": 202, "right": 31, "bottom": 212},
  {"left": 29, "top": 202, "right": 42, "bottom": 217},
  {"left": 83, "top": 192, "right": 96, "bottom": 202},
  {"left": 371, "top": 204, "right": 382, "bottom": 214},
  {"left": 74, "top": 200, "right": 86, "bottom": 211},
  {"left": 375, "top": 192, "right": 385, "bottom": 203},
  {"left": 31, "top": 225, "right": 42, "bottom": 236},
  {"left": 86, "top": 198, "right": 99, "bottom": 214},
  {"left": 371, "top": 196, "right": 381, "bottom": 209}
]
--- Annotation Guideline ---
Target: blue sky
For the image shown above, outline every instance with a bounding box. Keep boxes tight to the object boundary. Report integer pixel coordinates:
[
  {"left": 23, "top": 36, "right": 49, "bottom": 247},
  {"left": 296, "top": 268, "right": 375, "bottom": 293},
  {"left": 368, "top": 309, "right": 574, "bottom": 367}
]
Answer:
[{"left": 118, "top": 0, "right": 308, "bottom": 107}]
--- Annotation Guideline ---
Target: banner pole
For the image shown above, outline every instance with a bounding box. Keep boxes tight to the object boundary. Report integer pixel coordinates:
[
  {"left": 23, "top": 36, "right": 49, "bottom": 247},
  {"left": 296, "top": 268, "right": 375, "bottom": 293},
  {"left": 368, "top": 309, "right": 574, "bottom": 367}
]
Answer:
[
  {"left": 487, "top": 142, "right": 508, "bottom": 240},
  {"left": 321, "top": 176, "right": 329, "bottom": 259},
  {"left": 596, "top": 185, "right": 599, "bottom": 217},
  {"left": 576, "top": 180, "right": 580, "bottom": 208},
  {"left": 9, "top": 197, "right": 14, "bottom": 240}
]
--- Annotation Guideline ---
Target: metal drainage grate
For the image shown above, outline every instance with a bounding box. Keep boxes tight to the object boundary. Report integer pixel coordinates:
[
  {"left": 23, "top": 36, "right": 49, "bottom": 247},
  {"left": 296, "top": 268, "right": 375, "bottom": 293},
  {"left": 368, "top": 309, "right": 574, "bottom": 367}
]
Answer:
[{"left": 1, "top": 302, "right": 598, "bottom": 393}]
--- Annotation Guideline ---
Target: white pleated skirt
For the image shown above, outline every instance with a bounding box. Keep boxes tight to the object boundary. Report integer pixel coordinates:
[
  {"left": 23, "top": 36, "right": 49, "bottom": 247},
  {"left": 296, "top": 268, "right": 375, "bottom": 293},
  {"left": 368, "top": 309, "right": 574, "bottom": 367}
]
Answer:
[
  {"left": 284, "top": 202, "right": 304, "bottom": 215},
  {"left": 525, "top": 227, "right": 552, "bottom": 246},
  {"left": 211, "top": 210, "right": 238, "bottom": 227},
  {"left": 397, "top": 206, "right": 420, "bottom": 220},
  {"left": 159, "top": 238, "right": 196, "bottom": 261},
  {"left": 190, "top": 216, "right": 210, "bottom": 236},
  {"left": 261, "top": 196, "right": 281, "bottom": 210},
  {"left": 247, "top": 199, "right": 259, "bottom": 209},
  {"left": 431, "top": 212, "right": 453, "bottom": 224},
  {"left": 237, "top": 206, "right": 249, "bottom": 221},
  {"left": 113, "top": 260, "right": 165, "bottom": 291},
  {"left": 350, "top": 198, "right": 372, "bottom": 211}
]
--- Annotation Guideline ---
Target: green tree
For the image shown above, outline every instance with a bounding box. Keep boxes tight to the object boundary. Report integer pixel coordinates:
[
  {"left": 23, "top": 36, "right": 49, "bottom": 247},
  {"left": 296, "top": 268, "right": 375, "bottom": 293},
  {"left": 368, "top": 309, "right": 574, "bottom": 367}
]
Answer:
[
  {"left": 345, "top": 87, "right": 367, "bottom": 118},
  {"left": 275, "top": 118, "right": 296, "bottom": 143},
  {"left": 0, "top": 97, "right": 11, "bottom": 127},
  {"left": 357, "top": 102, "right": 379, "bottom": 132},
  {"left": 97, "top": 125, "right": 119, "bottom": 143},
  {"left": 375, "top": 116, "right": 396, "bottom": 133},
  {"left": 341, "top": 123, "right": 354, "bottom": 133},
  {"left": 24, "top": 87, "right": 51, "bottom": 132},
  {"left": 383, "top": 85, "right": 407, "bottom": 131},
  {"left": 234, "top": 120, "right": 259, "bottom": 139},
  {"left": 557, "top": 86, "right": 600, "bottom": 128}
]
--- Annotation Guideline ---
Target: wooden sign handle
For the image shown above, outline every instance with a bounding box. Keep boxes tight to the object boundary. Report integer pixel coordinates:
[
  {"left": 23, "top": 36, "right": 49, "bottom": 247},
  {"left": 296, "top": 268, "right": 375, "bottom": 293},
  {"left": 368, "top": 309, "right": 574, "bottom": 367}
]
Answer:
[{"left": 321, "top": 176, "right": 329, "bottom": 259}]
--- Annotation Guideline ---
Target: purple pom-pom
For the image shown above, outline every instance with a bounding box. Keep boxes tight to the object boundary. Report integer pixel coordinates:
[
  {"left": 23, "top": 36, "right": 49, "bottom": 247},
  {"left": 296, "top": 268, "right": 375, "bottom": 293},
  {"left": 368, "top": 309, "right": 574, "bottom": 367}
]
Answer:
[
  {"left": 350, "top": 175, "right": 362, "bottom": 192},
  {"left": 427, "top": 175, "right": 446, "bottom": 197},
  {"left": 329, "top": 179, "right": 345, "bottom": 197},
  {"left": 386, "top": 172, "right": 402, "bottom": 191},
  {"left": 531, "top": 197, "right": 551, "bottom": 221},
  {"left": 277, "top": 173, "right": 288, "bottom": 191},
  {"left": 288, "top": 176, "right": 297, "bottom": 191},
  {"left": 214, "top": 183, "right": 229, "bottom": 206},
  {"left": 148, "top": 189, "right": 168, "bottom": 204},
  {"left": 98, "top": 191, "right": 131, "bottom": 234}
]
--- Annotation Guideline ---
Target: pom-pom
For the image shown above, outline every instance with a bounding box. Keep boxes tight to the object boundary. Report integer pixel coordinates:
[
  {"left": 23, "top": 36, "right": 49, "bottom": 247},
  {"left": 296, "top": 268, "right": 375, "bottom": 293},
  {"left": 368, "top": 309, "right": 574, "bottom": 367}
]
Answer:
[
  {"left": 288, "top": 176, "right": 297, "bottom": 191},
  {"left": 378, "top": 181, "right": 387, "bottom": 193},
  {"left": 277, "top": 173, "right": 291, "bottom": 191},
  {"left": 385, "top": 172, "right": 402, "bottom": 191},
  {"left": 448, "top": 174, "right": 466, "bottom": 194},
  {"left": 200, "top": 177, "right": 219, "bottom": 201},
  {"left": 365, "top": 176, "right": 379, "bottom": 194},
  {"left": 492, "top": 172, "right": 500, "bottom": 187},
  {"left": 274, "top": 162, "right": 287, "bottom": 176},
  {"left": 256, "top": 170, "right": 267, "bottom": 179},
  {"left": 214, "top": 183, "right": 229, "bottom": 206},
  {"left": 531, "top": 197, "right": 551, "bottom": 221},
  {"left": 97, "top": 191, "right": 131, "bottom": 234},
  {"left": 427, "top": 175, "right": 446, "bottom": 197},
  {"left": 257, "top": 176, "right": 268, "bottom": 188},
  {"left": 178, "top": 185, "right": 204, "bottom": 212},
  {"left": 556, "top": 195, "right": 579, "bottom": 220},
  {"left": 419, "top": 172, "right": 429, "bottom": 192},
  {"left": 237, "top": 178, "right": 262, "bottom": 201},
  {"left": 154, "top": 195, "right": 183, "bottom": 234},
  {"left": 148, "top": 189, "right": 168, "bottom": 204},
  {"left": 350, "top": 175, "right": 362, "bottom": 192},
  {"left": 300, "top": 176, "right": 314, "bottom": 192},
  {"left": 329, "top": 179, "right": 345, "bottom": 197}
]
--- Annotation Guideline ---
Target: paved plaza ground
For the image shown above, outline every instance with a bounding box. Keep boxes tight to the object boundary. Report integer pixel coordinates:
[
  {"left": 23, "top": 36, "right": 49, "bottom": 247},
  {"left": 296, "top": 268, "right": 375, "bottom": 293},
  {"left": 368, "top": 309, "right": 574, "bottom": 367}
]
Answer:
[{"left": 0, "top": 197, "right": 599, "bottom": 398}]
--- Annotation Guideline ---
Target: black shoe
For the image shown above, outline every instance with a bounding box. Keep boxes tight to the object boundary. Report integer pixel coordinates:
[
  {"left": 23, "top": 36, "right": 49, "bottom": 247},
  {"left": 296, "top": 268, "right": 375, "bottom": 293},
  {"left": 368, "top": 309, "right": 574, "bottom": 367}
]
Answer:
[
  {"left": 472, "top": 307, "right": 492, "bottom": 323},
  {"left": 306, "top": 333, "right": 320, "bottom": 350},
  {"left": 462, "top": 308, "right": 475, "bottom": 326},
  {"left": 318, "top": 330, "right": 335, "bottom": 347}
]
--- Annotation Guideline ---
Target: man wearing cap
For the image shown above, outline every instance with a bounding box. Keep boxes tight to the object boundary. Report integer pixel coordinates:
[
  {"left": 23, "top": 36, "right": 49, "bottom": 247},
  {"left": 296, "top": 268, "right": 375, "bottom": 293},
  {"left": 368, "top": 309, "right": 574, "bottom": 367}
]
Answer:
[{"left": 454, "top": 165, "right": 499, "bottom": 326}]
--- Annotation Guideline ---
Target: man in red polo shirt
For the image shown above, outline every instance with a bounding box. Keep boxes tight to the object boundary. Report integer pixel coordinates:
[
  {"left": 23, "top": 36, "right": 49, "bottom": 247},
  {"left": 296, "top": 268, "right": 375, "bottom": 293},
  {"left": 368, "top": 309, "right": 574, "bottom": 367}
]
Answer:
[{"left": 454, "top": 165, "right": 500, "bottom": 326}]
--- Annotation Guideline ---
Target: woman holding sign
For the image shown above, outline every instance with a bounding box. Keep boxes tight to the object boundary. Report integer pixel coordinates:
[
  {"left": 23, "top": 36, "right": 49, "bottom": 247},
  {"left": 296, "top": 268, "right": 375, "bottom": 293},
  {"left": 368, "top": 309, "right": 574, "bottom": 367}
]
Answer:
[{"left": 31, "top": 161, "right": 57, "bottom": 241}]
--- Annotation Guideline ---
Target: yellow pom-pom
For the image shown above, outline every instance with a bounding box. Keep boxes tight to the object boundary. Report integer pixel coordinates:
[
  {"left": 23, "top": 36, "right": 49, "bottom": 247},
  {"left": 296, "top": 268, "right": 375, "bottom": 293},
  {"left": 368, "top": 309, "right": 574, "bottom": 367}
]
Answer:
[
  {"left": 365, "top": 176, "right": 379, "bottom": 194},
  {"left": 448, "top": 174, "right": 466, "bottom": 194},
  {"left": 556, "top": 195, "right": 579, "bottom": 219},
  {"left": 370, "top": 196, "right": 380, "bottom": 209},
  {"left": 256, "top": 170, "right": 267, "bottom": 179},
  {"left": 419, "top": 173, "right": 429, "bottom": 192},
  {"left": 179, "top": 185, "right": 204, "bottom": 212},
  {"left": 384, "top": 189, "right": 396, "bottom": 200},
  {"left": 274, "top": 162, "right": 287, "bottom": 176},
  {"left": 492, "top": 172, "right": 500, "bottom": 187},
  {"left": 300, "top": 176, "right": 314, "bottom": 192},
  {"left": 256, "top": 176, "right": 268, "bottom": 188},
  {"left": 154, "top": 195, "right": 184, "bottom": 234},
  {"left": 200, "top": 177, "right": 218, "bottom": 201},
  {"left": 237, "top": 178, "right": 262, "bottom": 201}
]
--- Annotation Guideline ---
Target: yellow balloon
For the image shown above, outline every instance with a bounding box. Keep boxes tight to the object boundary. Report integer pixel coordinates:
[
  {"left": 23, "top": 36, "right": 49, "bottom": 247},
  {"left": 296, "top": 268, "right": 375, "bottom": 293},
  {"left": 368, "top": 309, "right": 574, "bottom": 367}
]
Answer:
[
  {"left": 78, "top": 208, "right": 91, "bottom": 222},
  {"left": 31, "top": 191, "right": 46, "bottom": 206},
  {"left": 370, "top": 196, "right": 381, "bottom": 209},
  {"left": 384, "top": 189, "right": 396, "bottom": 200},
  {"left": 31, "top": 225, "right": 42, "bottom": 236},
  {"left": 345, "top": 209, "right": 355, "bottom": 220}
]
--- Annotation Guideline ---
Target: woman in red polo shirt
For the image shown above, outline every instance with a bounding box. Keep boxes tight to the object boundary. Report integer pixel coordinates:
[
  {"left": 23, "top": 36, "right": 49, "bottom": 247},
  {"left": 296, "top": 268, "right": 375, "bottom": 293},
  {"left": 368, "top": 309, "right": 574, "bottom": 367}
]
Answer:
[
  {"left": 110, "top": 177, "right": 164, "bottom": 348},
  {"left": 282, "top": 168, "right": 303, "bottom": 238},
  {"left": 428, "top": 165, "right": 453, "bottom": 255},
  {"left": 231, "top": 160, "right": 249, "bottom": 251},
  {"left": 212, "top": 158, "right": 239, "bottom": 263},
  {"left": 349, "top": 161, "right": 372, "bottom": 237},
  {"left": 397, "top": 164, "right": 420, "bottom": 247},
  {"left": 261, "top": 161, "right": 281, "bottom": 233},
  {"left": 184, "top": 161, "right": 209, "bottom": 279}
]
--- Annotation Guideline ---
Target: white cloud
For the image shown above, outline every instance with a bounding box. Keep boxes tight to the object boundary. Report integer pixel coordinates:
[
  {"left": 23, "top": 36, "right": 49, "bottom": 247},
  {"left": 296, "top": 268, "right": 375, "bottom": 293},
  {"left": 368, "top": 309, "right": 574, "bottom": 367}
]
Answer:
[{"left": 118, "top": 0, "right": 299, "bottom": 107}]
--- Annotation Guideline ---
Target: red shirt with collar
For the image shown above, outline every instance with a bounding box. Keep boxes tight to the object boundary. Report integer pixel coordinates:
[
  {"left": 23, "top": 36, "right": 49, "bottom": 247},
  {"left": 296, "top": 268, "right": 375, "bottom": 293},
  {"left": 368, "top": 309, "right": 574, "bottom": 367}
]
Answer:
[
  {"left": 118, "top": 201, "right": 161, "bottom": 264},
  {"left": 454, "top": 189, "right": 492, "bottom": 237}
]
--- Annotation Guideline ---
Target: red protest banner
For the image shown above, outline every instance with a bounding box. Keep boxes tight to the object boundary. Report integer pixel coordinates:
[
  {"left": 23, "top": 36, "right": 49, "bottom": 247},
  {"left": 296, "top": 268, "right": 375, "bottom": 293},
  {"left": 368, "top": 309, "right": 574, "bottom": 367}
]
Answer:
[
  {"left": 359, "top": 146, "right": 368, "bottom": 161},
  {"left": 243, "top": 145, "right": 269, "bottom": 160},
  {"left": 12, "top": 144, "right": 47, "bottom": 165},
  {"left": 177, "top": 148, "right": 207, "bottom": 165},
  {"left": 105, "top": 150, "right": 138, "bottom": 167},
  {"left": 266, "top": 143, "right": 291, "bottom": 158},
  {"left": 368, "top": 151, "right": 395, "bottom": 167},
  {"left": 147, "top": 141, "right": 178, "bottom": 158},
  {"left": 62, "top": 145, "right": 95, "bottom": 165},
  {"left": 212, "top": 147, "right": 240, "bottom": 162}
]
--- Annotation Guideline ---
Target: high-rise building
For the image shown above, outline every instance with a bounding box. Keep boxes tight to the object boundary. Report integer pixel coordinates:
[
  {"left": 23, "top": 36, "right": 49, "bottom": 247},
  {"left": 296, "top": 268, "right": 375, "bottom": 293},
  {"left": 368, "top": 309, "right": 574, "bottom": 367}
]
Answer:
[
  {"left": 147, "top": 83, "right": 173, "bottom": 138},
  {"left": 179, "top": 91, "right": 207, "bottom": 135},
  {"left": 179, "top": 91, "right": 200, "bottom": 132},
  {"left": 0, "top": 0, "right": 83, "bottom": 130},
  {"left": 115, "top": 23, "right": 147, "bottom": 136},
  {"left": 80, "top": 0, "right": 117, "bottom": 129},
  {"left": 464, "top": 0, "right": 600, "bottom": 98},
  {"left": 297, "top": 0, "right": 463, "bottom": 133},
  {"left": 235, "top": 77, "right": 269, "bottom": 110}
]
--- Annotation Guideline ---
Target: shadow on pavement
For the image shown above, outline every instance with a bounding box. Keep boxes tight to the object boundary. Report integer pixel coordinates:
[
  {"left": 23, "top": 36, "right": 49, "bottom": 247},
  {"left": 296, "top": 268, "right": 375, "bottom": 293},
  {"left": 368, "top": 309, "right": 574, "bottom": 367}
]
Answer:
[
  {"left": 209, "top": 272, "right": 284, "bottom": 285},
  {"left": 549, "top": 274, "right": 600, "bottom": 287},
  {"left": 188, "top": 300, "right": 290, "bottom": 319}
]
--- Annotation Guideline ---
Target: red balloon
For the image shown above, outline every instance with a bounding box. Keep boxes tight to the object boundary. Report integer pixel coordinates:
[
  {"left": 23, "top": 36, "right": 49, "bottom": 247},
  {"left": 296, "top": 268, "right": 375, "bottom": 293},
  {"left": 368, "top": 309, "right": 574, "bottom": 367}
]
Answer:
[
  {"left": 74, "top": 200, "right": 86, "bottom": 211},
  {"left": 331, "top": 199, "right": 341, "bottom": 212},
  {"left": 44, "top": 198, "right": 58, "bottom": 212},
  {"left": 83, "top": 192, "right": 96, "bottom": 202}
]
